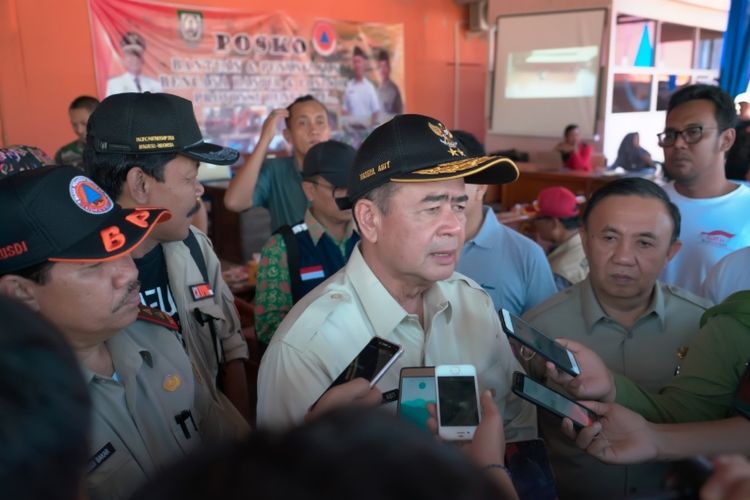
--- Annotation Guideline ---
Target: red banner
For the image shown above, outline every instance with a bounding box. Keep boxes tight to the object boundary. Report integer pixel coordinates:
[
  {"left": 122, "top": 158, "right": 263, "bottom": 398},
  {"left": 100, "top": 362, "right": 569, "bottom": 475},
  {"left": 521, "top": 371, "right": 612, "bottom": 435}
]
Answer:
[{"left": 89, "top": 0, "right": 405, "bottom": 152}]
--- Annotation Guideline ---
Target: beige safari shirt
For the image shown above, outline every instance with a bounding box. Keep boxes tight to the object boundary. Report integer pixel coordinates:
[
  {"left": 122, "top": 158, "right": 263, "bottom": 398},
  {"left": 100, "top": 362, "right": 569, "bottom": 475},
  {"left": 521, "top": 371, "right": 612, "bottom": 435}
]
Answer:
[
  {"left": 257, "top": 245, "right": 537, "bottom": 441},
  {"left": 522, "top": 278, "right": 711, "bottom": 499},
  {"left": 162, "top": 227, "right": 248, "bottom": 428},
  {"left": 85, "top": 319, "right": 234, "bottom": 500},
  {"left": 547, "top": 232, "right": 588, "bottom": 287}
]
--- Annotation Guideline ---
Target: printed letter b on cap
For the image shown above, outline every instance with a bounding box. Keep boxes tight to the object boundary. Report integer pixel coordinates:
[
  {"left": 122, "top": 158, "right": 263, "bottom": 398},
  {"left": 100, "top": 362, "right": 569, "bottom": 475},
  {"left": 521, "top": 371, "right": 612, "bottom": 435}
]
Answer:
[{"left": 100, "top": 227, "right": 126, "bottom": 252}]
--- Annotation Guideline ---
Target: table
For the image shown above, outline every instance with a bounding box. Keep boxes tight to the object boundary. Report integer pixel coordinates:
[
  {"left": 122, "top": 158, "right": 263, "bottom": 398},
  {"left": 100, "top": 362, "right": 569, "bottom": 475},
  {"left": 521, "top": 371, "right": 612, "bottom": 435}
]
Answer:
[{"left": 486, "top": 163, "right": 624, "bottom": 211}]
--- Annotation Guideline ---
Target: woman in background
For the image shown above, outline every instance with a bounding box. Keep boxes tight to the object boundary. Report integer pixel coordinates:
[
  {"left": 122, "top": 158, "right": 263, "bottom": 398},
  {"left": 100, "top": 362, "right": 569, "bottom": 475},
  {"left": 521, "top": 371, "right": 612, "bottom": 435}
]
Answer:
[{"left": 611, "top": 132, "right": 655, "bottom": 172}]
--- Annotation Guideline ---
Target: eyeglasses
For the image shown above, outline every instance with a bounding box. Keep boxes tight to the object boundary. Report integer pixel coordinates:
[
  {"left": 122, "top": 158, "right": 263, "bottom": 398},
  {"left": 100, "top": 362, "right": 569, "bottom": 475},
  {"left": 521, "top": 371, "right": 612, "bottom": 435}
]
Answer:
[
  {"left": 306, "top": 180, "right": 347, "bottom": 201},
  {"left": 657, "top": 125, "right": 716, "bottom": 147}
]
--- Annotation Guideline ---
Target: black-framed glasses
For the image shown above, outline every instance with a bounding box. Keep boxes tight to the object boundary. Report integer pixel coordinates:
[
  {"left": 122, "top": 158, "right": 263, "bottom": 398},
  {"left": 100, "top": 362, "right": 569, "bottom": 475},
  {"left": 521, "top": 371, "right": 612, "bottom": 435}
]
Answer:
[
  {"left": 657, "top": 125, "right": 716, "bottom": 147},
  {"left": 306, "top": 180, "right": 347, "bottom": 201}
]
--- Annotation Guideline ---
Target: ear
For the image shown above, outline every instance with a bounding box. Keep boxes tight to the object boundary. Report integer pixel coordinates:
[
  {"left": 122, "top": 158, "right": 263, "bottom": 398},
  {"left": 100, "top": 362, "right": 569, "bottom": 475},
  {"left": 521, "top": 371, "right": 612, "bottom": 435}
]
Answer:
[
  {"left": 124, "top": 167, "right": 151, "bottom": 205},
  {"left": 353, "top": 199, "right": 380, "bottom": 244},
  {"left": 474, "top": 184, "right": 488, "bottom": 201},
  {"left": 0, "top": 275, "right": 42, "bottom": 312},
  {"left": 719, "top": 127, "right": 736, "bottom": 153},
  {"left": 301, "top": 180, "right": 315, "bottom": 202},
  {"left": 665, "top": 239, "right": 682, "bottom": 263}
]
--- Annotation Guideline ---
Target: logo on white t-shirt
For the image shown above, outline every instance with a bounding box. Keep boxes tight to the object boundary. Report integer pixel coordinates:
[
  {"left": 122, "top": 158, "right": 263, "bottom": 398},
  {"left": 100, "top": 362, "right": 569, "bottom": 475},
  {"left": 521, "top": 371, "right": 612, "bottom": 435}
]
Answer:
[{"left": 700, "top": 230, "right": 736, "bottom": 247}]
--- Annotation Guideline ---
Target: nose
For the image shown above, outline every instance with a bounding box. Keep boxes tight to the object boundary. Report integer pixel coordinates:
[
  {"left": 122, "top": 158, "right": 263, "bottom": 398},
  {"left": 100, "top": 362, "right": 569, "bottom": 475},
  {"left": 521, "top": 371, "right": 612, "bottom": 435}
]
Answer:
[
  {"left": 112, "top": 255, "right": 139, "bottom": 287},
  {"left": 611, "top": 240, "right": 636, "bottom": 266},
  {"left": 439, "top": 206, "right": 464, "bottom": 236},
  {"left": 195, "top": 179, "right": 205, "bottom": 197},
  {"left": 671, "top": 133, "right": 689, "bottom": 149}
]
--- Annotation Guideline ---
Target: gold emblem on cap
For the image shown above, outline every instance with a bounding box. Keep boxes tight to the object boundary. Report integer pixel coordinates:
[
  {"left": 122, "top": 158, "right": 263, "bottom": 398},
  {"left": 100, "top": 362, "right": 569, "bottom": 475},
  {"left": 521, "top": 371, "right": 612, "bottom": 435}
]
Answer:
[
  {"left": 676, "top": 346, "right": 689, "bottom": 360},
  {"left": 163, "top": 374, "right": 182, "bottom": 392},
  {"left": 428, "top": 121, "right": 465, "bottom": 157},
  {"left": 412, "top": 156, "right": 491, "bottom": 175}
]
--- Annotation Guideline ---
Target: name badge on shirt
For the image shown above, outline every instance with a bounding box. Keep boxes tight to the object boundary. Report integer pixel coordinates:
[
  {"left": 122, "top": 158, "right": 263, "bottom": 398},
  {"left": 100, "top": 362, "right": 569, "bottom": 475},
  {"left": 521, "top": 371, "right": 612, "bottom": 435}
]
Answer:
[
  {"left": 189, "top": 283, "right": 214, "bottom": 301},
  {"left": 88, "top": 443, "right": 115, "bottom": 473}
]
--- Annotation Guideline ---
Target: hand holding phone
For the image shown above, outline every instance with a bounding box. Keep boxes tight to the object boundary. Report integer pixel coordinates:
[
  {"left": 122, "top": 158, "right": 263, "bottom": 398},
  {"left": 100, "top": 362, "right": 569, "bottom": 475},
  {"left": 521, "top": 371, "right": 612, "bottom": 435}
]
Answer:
[
  {"left": 512, "top": 372, "right": 597, "bottom": 430},
  {"left": 501, "top": 309, "right": 580, "bottom": 377},
  {"left": 435, "top": 364, "right": 481, "bottom": 441}
]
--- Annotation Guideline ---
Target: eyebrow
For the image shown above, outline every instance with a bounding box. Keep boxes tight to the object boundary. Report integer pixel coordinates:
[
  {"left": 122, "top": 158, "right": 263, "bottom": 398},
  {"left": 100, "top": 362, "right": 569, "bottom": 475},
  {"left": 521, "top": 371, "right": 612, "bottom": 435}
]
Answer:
[
  {"left": 601, "top": 225, "right": 658, "bottom": 239},
  {"left": 664, "top": 122, "right": 703, "bottom": 130},
  {"left": 420, "top": 193, "right": 469, "bottom": 204}
]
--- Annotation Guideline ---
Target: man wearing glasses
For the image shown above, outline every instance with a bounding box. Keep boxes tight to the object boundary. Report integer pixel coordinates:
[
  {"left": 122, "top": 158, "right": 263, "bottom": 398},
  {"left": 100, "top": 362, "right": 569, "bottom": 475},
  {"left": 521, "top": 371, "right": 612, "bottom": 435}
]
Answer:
[
  {"left": 254, "top": 140, "right": 359, "bottom": 347},
  {"left": 657, "top": 84, "right": 750, "bottom": 296}
]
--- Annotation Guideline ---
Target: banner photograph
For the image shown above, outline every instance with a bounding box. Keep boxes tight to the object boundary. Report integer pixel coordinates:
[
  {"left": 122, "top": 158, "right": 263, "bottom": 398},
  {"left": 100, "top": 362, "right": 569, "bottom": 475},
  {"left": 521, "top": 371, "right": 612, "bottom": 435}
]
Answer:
[{"left": 89, "top": 0, "right": 405, "bottom": 152}]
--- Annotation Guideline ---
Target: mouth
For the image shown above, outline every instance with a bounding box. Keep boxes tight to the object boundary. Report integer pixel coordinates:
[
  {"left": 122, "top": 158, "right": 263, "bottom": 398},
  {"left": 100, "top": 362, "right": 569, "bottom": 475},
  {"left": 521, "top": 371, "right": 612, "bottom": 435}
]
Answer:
[
  {"left": 609, "top": 273, "right": 635, "bottom": 285},
  {"left": 429, "top": 250, "right": 457, "bottom": 264},
  {"left": 114, "top": 281, "right": 142, "bottom": 313},
  {"left": 187, "top": 200, "right": 201, "bottom": 218}
]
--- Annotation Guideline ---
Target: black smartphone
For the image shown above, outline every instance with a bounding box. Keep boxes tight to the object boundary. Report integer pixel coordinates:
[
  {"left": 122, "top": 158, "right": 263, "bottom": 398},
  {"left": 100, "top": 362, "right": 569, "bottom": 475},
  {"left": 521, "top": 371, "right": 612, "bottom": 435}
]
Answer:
[
  {"left": 733, "top": 361, "right": 750, "bottom": 419},
  {"left": 330, "top": 336, "right": 403, "bottom": 389},
  {"left": 504, "top": 439, "right": 559, "bottom": 500},
  {"left": 501, "top": 309, "right": 580, "bottom": 377},
  {"left": 512, "top": 372, "right": 597, "bottom": 429}
]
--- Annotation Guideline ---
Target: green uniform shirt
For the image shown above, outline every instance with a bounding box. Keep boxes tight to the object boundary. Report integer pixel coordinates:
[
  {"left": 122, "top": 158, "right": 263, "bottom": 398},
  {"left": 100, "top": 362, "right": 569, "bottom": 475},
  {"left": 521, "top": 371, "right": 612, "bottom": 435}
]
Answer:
[
  {"left": 252, "top": 156, "right": 308, "bottom": 232},
  {"left": 54, "top": 140, "right": 84, "bottom": 168},
  {"left": 523, "top": 278, "right": 711, "bottom": 499}
]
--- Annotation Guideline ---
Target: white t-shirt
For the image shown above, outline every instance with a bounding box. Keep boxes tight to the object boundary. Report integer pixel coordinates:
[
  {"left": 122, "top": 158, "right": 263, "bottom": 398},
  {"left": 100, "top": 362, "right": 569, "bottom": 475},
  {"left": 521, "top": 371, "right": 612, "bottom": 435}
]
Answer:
[
  {"left": 701, "top": 246, "right": 750, "bottom": 304},
  {"left": 343, "top": 78, "right": 380, "bottom": 120},
  {"left": 661, "top": 182, "right": 750, "bottom": 295}
]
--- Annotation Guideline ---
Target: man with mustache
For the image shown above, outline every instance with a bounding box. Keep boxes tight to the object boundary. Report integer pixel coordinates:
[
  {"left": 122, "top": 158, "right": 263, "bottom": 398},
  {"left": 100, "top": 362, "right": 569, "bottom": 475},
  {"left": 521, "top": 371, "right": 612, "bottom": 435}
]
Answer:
[
  {"left": 257, "top": 114, "right": 537, "bottom": 442},
  {"left": 0, "top": 166, "right": 243, "bottom": 499},
  {"left": 520, "top": 178, "right": 711, "bottom": 499},
  {"left": 84, "top": 92, "right": 251, "bottom": 423},
  {"left": 657, "top": 84, "right": 750, "bottom": 295}
]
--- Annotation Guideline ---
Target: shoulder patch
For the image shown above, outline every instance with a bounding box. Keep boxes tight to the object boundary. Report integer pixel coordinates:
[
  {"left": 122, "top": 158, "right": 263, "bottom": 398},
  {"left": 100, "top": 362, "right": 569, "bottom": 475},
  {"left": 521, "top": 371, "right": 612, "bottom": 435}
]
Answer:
[
  {"left": 665, "top": 284, "right": 713, "bottom": 309},
  {"left": 138, "top": 305, "right": 179, "bottom": 331}
]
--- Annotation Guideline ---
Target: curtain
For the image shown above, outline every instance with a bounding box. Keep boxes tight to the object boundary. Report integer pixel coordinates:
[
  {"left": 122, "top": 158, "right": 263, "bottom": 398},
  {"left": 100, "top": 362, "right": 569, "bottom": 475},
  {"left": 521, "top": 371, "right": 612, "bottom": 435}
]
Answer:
[{"left": 719, "top": 0, "right": 750, "bottom": 97}]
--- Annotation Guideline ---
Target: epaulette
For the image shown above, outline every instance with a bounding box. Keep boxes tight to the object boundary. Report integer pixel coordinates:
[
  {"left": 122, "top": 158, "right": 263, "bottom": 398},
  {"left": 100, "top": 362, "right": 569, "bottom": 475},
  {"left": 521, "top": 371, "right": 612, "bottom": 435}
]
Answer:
[
  {"left": 665, "top": 284, "right": 713, "bottom": 310},
  {"left": 137, "top": 304, "right": 179, "bottom": 331}
]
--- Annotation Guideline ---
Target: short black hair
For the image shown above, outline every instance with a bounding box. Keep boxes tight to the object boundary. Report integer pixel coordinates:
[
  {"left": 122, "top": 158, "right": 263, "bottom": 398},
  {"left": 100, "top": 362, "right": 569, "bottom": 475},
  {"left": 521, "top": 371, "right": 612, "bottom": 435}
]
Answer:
[
  {"left": 0, "top": 296, "right": 91, "bottom": 500},
  {"left": 582, "top": 178, "right": 681, "bottom": 242},
  {"left": 83, "top": 146, "right": 176, "bottom": 200},
  {"left": 285, "top": 95, "right": 327, "bottom": 128},
  {"left": 131, "top": 408, "right": 504, "bottom": 500},
  {"left": 667, "top": 84, "right": 737, "bottom": 132},
  {"left": 451, "top": 130, "right": 486, "bottom": 156},
  {"left": 69, "top": 95, "right": 99, "bottom": 113},
  {"left": 7, "top": 260, "right": 54, "bottom": 284},
  {"left": 353, "top": 46, "right": 367, "bottom": 59},
  {"left": 377, "top": 50, "right": 390, "bottom": 64},
  {"left": 559, "top": 215, "right": 581, "bottom": 231},
  {"left": 564, "top": 124, "right": 579, "bottom": 137}
]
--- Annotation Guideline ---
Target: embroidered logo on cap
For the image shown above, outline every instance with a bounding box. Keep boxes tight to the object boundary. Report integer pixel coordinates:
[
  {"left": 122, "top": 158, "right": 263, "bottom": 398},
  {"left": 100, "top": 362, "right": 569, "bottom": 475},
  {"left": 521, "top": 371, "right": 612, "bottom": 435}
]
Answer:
[
  {"left": 69, "top": 176, "right": 114, "bottom": 215},
  {"left": 428, "top": 121, "right": 465, "bottom": 157}
]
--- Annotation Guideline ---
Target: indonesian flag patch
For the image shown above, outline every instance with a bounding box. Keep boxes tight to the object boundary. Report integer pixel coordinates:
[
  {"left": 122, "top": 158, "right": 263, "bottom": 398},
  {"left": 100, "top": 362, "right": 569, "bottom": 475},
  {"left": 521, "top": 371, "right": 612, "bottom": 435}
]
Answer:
[{"left": 300, "top": 265, "right": 325, "bottom": 281}]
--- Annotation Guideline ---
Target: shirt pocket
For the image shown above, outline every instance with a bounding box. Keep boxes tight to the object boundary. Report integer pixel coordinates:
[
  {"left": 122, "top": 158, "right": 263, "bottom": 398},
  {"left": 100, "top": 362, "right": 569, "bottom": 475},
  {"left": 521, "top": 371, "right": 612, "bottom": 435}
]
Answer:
[{"left": 87, "top": 441, "right": 147, "bottom": 500}]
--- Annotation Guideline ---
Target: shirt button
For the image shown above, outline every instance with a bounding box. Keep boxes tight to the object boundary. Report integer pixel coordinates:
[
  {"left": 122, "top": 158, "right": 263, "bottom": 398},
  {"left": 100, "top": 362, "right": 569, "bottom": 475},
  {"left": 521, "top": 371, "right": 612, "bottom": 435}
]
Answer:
[{"left": 330, "top": 293, "right": 343, "bottom": 300}]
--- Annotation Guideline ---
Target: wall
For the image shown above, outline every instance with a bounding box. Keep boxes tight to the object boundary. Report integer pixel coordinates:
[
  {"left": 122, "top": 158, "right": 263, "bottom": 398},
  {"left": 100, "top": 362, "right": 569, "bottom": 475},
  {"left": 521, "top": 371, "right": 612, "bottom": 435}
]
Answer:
[{"left": 0, "top": 0, "right": 489, "bottom": 156}]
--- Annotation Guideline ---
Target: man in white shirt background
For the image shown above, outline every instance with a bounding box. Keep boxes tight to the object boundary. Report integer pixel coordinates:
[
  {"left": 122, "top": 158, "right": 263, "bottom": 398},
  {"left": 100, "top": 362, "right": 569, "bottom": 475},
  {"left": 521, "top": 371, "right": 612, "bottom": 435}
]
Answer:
[{"left": 106, "top": 32, "right": 163, "bottom": 97}]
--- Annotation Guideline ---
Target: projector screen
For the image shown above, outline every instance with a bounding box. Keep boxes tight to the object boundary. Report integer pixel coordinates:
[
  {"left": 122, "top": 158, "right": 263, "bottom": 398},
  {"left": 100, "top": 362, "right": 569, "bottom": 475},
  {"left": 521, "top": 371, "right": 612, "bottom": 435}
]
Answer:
[{"left": 491, "top": 10, "right": 606, "bottom": 138}]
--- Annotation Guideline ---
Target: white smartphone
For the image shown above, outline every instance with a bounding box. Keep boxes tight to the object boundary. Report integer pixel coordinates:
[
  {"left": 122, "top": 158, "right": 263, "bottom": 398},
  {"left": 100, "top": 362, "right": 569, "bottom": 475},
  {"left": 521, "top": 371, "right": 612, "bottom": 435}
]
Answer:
[{"left": 435, "top": 364, "right": 481, "bottom": 441}]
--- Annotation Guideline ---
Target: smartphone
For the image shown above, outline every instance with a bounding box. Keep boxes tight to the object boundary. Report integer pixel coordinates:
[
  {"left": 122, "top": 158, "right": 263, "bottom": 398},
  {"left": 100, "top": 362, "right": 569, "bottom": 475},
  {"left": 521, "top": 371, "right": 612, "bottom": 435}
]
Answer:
[
  {"left": 733, "top": 361, "right": 750, "bottom": 419},
  {"left": 512, "top": 372, "right": 597, "bottom": 429},
  {"left": 397, "top": 366, "right": 436, "bottom": 430},
  {"left": 500, "top": 309, "right": 580, "bottom": 377},
  {"left": 435, "top": 364, "right": 481, "bottom": 441},
  {"left": 329, "top": 336, "right": 403, "bottom": 389},
  {"left": 504, "top": 439, "right": 559, "bottom": 500}
]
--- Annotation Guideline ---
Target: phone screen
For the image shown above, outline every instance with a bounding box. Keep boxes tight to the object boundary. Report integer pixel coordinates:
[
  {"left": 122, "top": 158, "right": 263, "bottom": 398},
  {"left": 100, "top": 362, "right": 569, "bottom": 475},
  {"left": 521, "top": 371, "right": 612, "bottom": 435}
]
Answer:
[
  {"left": 437, "top": 376, "right": 480, "bottom": 426},
  {"left": 398, "top": 375, "right": 436, "bottom": 429},
  {"left": 514, "top": 373, "right": 594, "bottom": 428},
  {"left": 331, "top": 337, "right": 401, "bottom": 387},
  {"left": 501, "top": 310, "right": 580, "bottom": 376},
  {"left": 734, "top": 362, "right": 750, "bottom": 419}
]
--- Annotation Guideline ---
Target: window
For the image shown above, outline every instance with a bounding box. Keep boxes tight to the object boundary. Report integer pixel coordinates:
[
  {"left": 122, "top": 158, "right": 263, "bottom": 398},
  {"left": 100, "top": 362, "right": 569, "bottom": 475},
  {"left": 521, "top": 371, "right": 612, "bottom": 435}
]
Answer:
[
  {"left": 657, "top": 23, "right": 695, "bottom": 69},
  {"left": 612, "top": 74, "right": 653, "bottom": 113},
  {"left": 615, "top": 15, "right": 656, "bottom": 67},
  {"left": 696, "top": 29, "right": 723, "bottom": 70},
  {"left": 656, "top": 74, "right": 691, "bottom": 110}
]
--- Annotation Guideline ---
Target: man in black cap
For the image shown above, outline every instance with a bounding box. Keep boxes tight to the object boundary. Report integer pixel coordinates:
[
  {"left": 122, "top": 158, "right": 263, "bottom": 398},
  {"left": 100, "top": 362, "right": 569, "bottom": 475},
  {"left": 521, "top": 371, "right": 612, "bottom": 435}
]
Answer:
[
  {"left": 257, "top": 115, "right": 537, "bottom": 441},
  {"left": 0, "top": 166, "right": 244, "bottom": 500},
  {"left": 84, "top": 92, "right": 251, "bottom": 423},
  {"left": 254, "top": 140, "right": 360, "bottom": 347}
]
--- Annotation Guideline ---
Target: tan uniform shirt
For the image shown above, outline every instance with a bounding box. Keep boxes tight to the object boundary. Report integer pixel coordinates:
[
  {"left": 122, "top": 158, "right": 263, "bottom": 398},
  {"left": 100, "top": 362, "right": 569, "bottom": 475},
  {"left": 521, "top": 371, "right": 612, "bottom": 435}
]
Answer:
[
  {"left": 162, "top": 227, "right": 248, "bottom": 428},
  {"left": 85, "top": 319, "right": 231, "bottom": 500},
  {"left": 547, "top": 232, "right": 588, "bottom": 287},
  {"left": 257, "top": 245, "right": 537, "bottom": 442},
  {"left": 522, "top": 278, "right": 711, "bottom": 499}
]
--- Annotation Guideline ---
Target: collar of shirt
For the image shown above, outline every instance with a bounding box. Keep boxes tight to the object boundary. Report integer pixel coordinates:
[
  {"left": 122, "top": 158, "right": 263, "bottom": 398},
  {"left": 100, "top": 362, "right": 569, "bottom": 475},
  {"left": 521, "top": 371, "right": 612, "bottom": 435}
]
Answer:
[
  {"left": 345, "top": 245, "right": 453, "bottom": 338},
  {"left": 81, "top": 332, "right": 152, "bottom": 385},
  {"left": 549, "top": 231, "right": 582, "bottom": 257},
  {"left": 580, "top": 276, "right": 665, "bottom": 332},
  {"left": 304, "top": 208, "right": 355, "bottom": 246},
  {"left": 465, "top": 206, "right": 503, "bottom": 250}
]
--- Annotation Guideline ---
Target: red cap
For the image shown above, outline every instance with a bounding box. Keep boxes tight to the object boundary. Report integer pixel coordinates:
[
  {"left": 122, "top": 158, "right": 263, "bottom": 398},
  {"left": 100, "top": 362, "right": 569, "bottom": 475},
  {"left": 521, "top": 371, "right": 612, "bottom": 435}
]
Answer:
[{"left": 534, "top": 187, "right": 579, "bottom": 218}]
